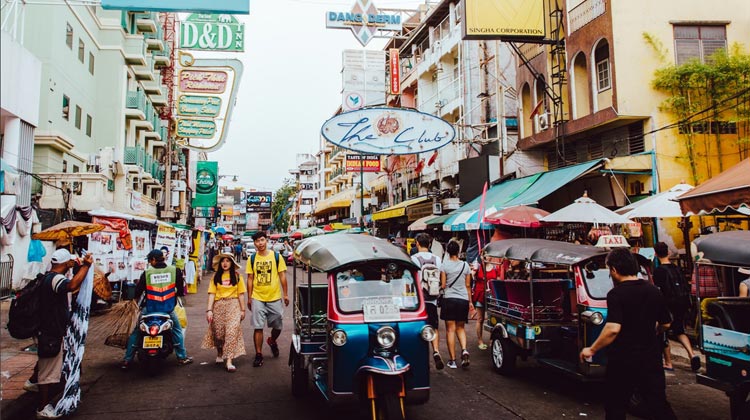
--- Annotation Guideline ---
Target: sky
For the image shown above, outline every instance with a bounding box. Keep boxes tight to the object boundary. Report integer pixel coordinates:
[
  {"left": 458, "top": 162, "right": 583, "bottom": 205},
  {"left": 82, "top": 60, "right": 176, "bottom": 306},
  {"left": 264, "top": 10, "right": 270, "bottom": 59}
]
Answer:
[{"left": 204, "top": 0, "right": 431, "bottom": 192}]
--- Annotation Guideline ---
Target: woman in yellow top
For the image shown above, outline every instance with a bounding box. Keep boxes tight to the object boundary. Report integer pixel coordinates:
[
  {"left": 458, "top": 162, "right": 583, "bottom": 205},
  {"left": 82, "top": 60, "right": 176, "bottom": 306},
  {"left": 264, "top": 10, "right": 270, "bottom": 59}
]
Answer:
[{"left": 202, "top": 253, "right": 247, "bottom": 372}]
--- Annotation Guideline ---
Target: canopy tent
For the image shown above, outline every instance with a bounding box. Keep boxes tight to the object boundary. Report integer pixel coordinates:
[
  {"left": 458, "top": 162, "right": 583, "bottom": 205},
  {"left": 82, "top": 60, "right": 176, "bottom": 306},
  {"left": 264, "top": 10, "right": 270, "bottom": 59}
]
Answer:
[
  {"left": 676, "top": 158, "right": 750, "bottom": 215},
  {"left": 616, "top": 183, "right": 694, "bottom": 218},
  {"left": 542, "top": 194, "right": 631, "bottom": 224},
  {"left": 408, "top": 215, "right": 440, "bottom": 231},
  {"left": 484, "top": 205, "right": 551, "bottom": 228}
]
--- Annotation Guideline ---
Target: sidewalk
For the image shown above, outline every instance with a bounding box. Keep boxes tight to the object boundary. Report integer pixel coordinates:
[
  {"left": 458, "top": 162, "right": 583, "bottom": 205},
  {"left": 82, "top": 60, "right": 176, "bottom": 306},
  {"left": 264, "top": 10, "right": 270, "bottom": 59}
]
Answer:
[{"left": 0, "top": 299, "right": 38, "bottom": 419}]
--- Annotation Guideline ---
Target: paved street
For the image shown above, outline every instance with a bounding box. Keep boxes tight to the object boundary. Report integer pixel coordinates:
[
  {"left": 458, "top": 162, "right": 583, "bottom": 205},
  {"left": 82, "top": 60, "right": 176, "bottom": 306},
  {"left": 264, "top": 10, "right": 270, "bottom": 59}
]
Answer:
[{"left": 6, "top": 266, "right": 730, "bottom": 420}]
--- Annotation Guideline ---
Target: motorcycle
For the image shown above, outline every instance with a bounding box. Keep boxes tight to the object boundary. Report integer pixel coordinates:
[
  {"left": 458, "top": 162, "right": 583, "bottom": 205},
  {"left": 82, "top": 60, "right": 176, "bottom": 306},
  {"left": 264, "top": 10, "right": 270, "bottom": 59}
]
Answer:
[{"left": 136, "top": 312, "right": 174, "bottom": 373}]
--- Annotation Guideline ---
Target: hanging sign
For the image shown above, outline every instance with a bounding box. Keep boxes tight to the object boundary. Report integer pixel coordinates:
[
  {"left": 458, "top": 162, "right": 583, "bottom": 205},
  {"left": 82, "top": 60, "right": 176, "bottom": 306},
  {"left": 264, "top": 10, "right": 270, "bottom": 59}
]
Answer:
[
  {"left": 179, "top": 70, "right": 228, "bottom": 93},
  {"left": 180, "top": 14, "right": 245, "bottom": 52},
  {"left": 176, "top": 118, "right": 216, "bottom": 138},
  {"left": 192, "top": 161, "right": 218, "bottom": 207},
  {"left": 463, "top": 0, "right": 546, "bottom": 40},
  {"left": 177, "top": 95, "right": 222, "bottom": 117},
  {"left": 325, "top": 0, "right": 403, "bottom": 46},
  {"left": 345, "top": 154, "right": 381, "bottom": 172},
  {"left": 321, "top": 107, "right": 456, "bottom": 155},
  {"left": 389, "top": 48, "right": 400, "bottom": 95}
]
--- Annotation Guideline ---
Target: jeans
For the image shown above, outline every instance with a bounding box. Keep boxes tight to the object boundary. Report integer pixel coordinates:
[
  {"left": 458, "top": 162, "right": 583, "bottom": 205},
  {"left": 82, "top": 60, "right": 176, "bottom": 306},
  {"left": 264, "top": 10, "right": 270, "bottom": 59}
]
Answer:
[{"left": 124, "top": 309, "right": 187, "bottom": 361}]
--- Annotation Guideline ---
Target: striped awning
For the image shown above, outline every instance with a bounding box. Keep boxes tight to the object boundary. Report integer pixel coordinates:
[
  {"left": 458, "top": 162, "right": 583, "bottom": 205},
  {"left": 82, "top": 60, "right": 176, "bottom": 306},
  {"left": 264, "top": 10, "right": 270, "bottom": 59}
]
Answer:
[{"left": 372, "top": 196, "right": 429, "bottom": 221}]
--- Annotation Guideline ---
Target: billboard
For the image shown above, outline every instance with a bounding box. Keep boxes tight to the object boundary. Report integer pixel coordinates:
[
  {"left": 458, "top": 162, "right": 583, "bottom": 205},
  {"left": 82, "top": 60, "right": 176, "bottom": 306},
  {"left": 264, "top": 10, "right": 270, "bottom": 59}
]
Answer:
[
  {"left": 342, "top": 50, "right": 385, "bottom": 111},
  {"left": 321, "top": 107, "right": 456, "bottom": 155},
  {"left": 180, "top": 14, "right": 245, "bottom": 52},
  {"left": 101, "top": 0, "right": 249, "bottom": 14},
  {"left": 463, "top": 0, "right": 546, "bottom": 40},
  {"left": 192, "top": 161, "right": 218, "bottom": 207},
  {"left": 346, "top": 154, "right": 381, "bottom": 172},
  {"left": 246, "top": 191, "right": 272, "bottom": 211},
  {"left": 325, "top": 0, "right": 402, "bottom": 46}
]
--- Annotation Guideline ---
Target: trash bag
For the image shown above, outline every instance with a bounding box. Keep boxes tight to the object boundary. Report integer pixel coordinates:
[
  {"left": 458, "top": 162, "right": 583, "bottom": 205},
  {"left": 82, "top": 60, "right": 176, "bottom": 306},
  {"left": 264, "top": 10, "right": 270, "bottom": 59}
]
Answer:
[
  {"left": 174, "top": 299, "right": 188, "bottom": 329},
  {"left": 28, "top": 239, "right": 46, "bottom": 262}
]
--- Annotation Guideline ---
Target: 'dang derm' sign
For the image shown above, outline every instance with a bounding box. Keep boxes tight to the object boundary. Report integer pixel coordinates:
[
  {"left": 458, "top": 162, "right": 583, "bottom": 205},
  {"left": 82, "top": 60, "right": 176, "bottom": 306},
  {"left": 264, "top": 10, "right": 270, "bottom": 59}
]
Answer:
[
  {"left": 463, "top": 0, "right": 546, "bottom": 40},
  {"left": 321, "top": 108, "right": 455, "bottom": 156}
]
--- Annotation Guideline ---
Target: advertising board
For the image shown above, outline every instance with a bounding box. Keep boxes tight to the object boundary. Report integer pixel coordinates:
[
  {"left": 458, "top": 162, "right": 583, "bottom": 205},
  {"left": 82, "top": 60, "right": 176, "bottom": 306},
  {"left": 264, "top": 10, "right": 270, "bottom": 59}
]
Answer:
[
  {"left": 345, "top": 154, "right": 381, "bottom": 172},
  {"left": 463, "top": 0, "right": 546, "bottom": 40},
  {"left": 246, "top": 191, "right": 272, "bottom": 211}
]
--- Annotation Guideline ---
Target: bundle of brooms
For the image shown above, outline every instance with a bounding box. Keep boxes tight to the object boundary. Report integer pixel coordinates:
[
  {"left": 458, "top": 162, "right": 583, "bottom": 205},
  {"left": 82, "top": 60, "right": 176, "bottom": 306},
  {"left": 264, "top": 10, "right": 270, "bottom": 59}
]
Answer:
[{"left": 88, "top": 299, "right": 140, "bottom": 349}]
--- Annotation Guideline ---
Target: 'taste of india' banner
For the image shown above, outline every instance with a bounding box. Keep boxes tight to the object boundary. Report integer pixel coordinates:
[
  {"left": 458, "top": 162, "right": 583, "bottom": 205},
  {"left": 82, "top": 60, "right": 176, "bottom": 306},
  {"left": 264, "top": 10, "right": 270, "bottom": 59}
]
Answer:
[
  {"left": 154, "top": 224, "right": 177, "bottom": 266},
  {"left": 193, "top": 161, "right": 218, "bottom": 207}
]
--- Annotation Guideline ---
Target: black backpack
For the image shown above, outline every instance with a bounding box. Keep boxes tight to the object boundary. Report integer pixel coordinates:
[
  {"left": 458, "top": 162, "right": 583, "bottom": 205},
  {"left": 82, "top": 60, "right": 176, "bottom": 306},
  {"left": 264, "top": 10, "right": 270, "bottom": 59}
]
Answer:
[
  {"left": 660, "top": 265, "right": 690, "bottom": 306},
  {"left": 7, "top": 272, "right": 51, "bottom": 339}
]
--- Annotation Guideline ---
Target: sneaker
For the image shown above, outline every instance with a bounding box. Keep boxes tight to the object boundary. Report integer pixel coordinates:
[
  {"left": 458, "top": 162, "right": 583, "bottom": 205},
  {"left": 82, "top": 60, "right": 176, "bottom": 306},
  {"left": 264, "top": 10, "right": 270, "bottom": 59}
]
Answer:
[
  {"left": 267, "top": 337, "right": 280, "bottom": 358},
  {"left": 461, "top": 350, "right": 470, "bottom": 368},
  {"left": 35, "top": 404, "right": 61, "bottom": 419},
  {"left": 446, "top": 360, "right": 457, "bottom": 369},
  {"left": 691, "top": 356, "right": 701, "bottom": 372},
  {"left": 432, "top": 351, "right": 445, "bottom": 370},
  {"left": 24, "top": 380, "right": 38, "bottom": 393},
  {"left": 177, "top": 356, "right": 194, "bottom": 366},
  {"left": 120, "top": 360, "right": 132, "bottom": 371},
  {"left": 253, "top": 353, "right": 264, "bottom": 367}
]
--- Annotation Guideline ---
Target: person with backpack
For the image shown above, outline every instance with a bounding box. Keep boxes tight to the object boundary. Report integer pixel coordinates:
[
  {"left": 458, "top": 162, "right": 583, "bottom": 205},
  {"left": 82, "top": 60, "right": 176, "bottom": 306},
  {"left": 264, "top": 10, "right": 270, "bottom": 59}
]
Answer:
[
  {"left": 36, "top": 249, "right": 92, "bottom": 419},
  {"left": 440, "top": 241, "right": 473, "bottom": 369},
  {"left": 652, "top": 242, "right": 700, "bottom": 372},
  {"left": 246, "top": 231, "right": 288, "bottom": 368},
  {"left": 411, "top": 233, "right": 444, "bottom": 370}
]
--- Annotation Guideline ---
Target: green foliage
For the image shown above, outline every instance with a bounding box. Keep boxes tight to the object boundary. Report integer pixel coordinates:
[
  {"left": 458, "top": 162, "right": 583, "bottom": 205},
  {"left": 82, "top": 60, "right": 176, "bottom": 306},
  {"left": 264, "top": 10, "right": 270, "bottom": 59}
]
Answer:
[
  {"left": 271, "top": 178, "right": 298, "bottom": 233},
  {"left": 649, "top": 41, "right": 750, "bottom": 183},
  {"left": 642, "top": 32, "right": 668, "bottom": 63}
]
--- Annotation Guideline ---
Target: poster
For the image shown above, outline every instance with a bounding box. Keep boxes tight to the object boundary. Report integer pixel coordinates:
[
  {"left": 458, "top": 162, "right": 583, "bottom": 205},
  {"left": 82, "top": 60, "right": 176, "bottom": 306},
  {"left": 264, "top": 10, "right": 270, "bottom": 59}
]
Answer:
[{"left": 154, "top": 223, "right": 177, "bottom": 265}]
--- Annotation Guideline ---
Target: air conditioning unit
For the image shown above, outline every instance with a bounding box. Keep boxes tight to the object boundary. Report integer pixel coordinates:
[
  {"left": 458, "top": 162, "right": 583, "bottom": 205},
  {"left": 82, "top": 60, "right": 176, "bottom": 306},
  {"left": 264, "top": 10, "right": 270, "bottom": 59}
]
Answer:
[
  {"left": 536, "top": 112, "right": 550, "bottom": 131},
  {"left": 432, "top": 202, "right": 443, "bottom": 214}
]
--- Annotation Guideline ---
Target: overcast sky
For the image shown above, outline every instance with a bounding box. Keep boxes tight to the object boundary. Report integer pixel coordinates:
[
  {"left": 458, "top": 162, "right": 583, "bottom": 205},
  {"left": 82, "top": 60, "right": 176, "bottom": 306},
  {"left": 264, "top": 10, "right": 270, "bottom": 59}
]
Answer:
[{"left": 206, "top": 0, "right": 430, "bottom": 192}]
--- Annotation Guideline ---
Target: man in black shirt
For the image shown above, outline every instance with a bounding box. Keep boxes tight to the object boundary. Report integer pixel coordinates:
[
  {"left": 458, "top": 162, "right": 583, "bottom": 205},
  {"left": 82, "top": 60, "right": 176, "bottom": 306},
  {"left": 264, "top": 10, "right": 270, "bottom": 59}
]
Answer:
[{"left": 580, "top": 248, "right": 676, "bottom": 420}]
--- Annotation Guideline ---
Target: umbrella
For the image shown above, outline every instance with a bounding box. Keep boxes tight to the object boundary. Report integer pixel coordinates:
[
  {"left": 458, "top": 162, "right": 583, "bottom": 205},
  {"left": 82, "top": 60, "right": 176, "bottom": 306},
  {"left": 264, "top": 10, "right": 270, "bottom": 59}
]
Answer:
[
  {"left": 32, "top": 220, "right": 105, "bottom": 242},
  {"left": 290, "top": 231, "right": 304, "bottom": 239},
  {"left": 616, "top": 183, "right": 694, "bottom": 219},
  {"left": 484, "top": 205, "right": 551, "bottom": 228},
  {"left": 213, "top": 226, "right": 227, "bottom": 234},
  {"left": 541, "top": 194, "right": 631, "bottom": 225},
  {"left": 222, "top": 234, "right": 234, "bottom": 240},
  {"left": 269, "top": 233, "right": 287, "bottom": 240},
  {"left": 408, "top": 215, "right": 438, "bottom": 231}
]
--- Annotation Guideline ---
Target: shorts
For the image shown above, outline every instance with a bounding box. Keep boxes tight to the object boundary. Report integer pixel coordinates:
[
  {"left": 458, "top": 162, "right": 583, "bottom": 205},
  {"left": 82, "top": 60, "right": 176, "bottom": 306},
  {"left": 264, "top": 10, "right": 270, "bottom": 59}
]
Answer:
[
  {"left": 251, "top": 298, "right": 284, "bottom": 330},
  {"left": 37, "top": 350, "right": 64, "bottom": 385},
  {"left": 440, "top": 298, "right": 469, "bottom": 322},
  {"left": 668, "top": 306, "right": 687, "bottom": 336},
  {"left": 425, "top": 302, "right": 439, "bottom": 328}
]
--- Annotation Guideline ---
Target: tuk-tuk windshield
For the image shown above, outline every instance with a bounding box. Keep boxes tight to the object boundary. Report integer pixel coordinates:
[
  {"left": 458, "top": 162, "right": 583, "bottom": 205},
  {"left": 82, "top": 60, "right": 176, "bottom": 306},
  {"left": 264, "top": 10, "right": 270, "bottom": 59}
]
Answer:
[
  {"left": 335, "top": 266, "right": 420, "bottom": 313},
  {"left": 582, "top": 256, "right": 650, "bottom": 300}
]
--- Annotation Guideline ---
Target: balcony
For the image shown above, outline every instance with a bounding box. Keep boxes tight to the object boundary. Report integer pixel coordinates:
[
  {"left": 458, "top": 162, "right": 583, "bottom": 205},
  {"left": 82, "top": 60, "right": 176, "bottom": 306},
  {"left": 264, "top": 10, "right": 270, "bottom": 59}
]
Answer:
[
  {"left": 123, "top": 36, "right": 147, "bottom": 66},
  {"left": 133, "top": 55, "right": 155, "bottom": 81},
  {"left": 135, "top": 12, "right": 158, "bottom": 34},
  {"left": 144, "top": 25, "right": 164, "bottom": 51},
  {"left": 124, "top": 146, "right": 165, "bottom": 183},
  {"left": 327, "top": 167, "right": 346, "bottom": 184},
  {"left": 125, "top": 90, "right": 147, "bottom": 120},
  {"left": 569, "top": 0, "right": 606, "bottom": 34},
  {"left": 419, "top": 77, "right": 461, "bottom": 116},
  {"left": 330, "top": 145, "right": 346, "bottom": 162},
  {"left": 37, "top": 172, "right": 114, "bottom": 211},
  {"left": 153, "top": 43, "right": 171, "bottom": 67},
  {"left": 143, "top": 72, "right": 163, "bottom": 94}
]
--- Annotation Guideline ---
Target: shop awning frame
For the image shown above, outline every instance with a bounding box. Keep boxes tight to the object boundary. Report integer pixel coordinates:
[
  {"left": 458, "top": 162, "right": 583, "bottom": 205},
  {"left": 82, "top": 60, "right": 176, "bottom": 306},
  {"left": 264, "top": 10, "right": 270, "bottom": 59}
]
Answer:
[{"left": 372, "top": 196, "right": 429, "bottom": 221}]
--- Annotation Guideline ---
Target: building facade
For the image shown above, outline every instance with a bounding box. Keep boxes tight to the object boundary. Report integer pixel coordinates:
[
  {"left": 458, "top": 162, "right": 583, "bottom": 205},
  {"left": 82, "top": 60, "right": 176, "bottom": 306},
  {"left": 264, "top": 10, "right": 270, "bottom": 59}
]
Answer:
[{"left": 288, "top": 153, "right": 318, "bottom": 230}]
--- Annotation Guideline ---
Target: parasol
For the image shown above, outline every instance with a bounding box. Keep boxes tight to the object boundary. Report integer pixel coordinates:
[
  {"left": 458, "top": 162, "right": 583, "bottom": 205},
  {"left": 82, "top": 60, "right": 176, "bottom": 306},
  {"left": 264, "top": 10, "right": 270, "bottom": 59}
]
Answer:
[
  {"left": 32, "top": 220, "right": 105, "bottom": 242},
  {"left": 213, "top": 226, "right": 227, "bottom": 234},
  {"left": 616, "top": 183, "right": 693, "bottom": 219},
  {"left": 222, "top": 234, "right": 234, "bottom": 240},
  {"left": 484, "top": 205, "right": 551, "bottom": 228},
  {"left": 541, "top": 194, "right": 631, "bottom": 225}
]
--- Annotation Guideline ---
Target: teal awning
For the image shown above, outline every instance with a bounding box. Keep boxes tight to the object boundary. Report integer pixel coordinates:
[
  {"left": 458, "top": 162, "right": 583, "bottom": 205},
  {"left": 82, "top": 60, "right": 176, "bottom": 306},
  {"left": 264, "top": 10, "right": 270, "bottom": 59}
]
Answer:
[
  {"left": 425, "top": 214, "right": 452, "bottom": 225},
  {"left": 499, "top": 160, "right": 603, "bottom": 208}
]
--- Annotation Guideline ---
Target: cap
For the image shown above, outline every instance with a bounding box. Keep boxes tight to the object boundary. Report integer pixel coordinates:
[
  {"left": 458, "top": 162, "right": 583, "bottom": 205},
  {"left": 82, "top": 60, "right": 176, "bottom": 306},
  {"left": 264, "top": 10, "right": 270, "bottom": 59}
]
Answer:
[
  {"left": 147, "top": 249, "right": 165, "bottom": 261},
  {"left": 739, "top": 267, "right": 750, "bottom": 275},
  {"left": 51, "top": 249, "right": 72, "bottom": 264}
]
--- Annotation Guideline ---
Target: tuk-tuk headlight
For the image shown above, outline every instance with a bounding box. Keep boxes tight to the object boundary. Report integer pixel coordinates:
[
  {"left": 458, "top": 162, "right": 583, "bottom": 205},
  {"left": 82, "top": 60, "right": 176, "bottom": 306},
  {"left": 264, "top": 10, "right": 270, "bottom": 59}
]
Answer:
[
  {"left": 376, "top": 326, "right": 397, "bottom": 349},
  {"left": 420, "top": 325, "right": 436, "bottom": 342},
  {"left": 331, "top": 329, "right": 347, "bottom": 347},
  {"left": 581, "top": 310, "right": 604, "bottom": 326}
]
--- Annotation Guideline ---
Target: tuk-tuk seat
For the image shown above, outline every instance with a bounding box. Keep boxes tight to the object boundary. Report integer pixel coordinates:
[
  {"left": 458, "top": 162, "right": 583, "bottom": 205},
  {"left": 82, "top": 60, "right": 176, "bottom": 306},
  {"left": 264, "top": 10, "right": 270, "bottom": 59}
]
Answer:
[
  {"left": 704, "top": 298, "right": 750, "bottom": 334},
  {"left": 487, "top": 279, "right": 564, "bottom": 321}
]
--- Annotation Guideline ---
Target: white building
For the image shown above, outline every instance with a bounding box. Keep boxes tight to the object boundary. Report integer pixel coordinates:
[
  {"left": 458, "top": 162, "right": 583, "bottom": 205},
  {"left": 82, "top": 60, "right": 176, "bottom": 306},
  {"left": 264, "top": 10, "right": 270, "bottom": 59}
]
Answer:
[{"left": 288, "top": 153, "right": 318, "bottom": 230}]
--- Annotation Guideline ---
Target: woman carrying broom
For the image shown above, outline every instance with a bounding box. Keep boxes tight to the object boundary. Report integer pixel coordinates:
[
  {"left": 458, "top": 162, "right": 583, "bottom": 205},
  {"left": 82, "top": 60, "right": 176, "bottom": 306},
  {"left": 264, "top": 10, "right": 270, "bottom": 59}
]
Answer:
[{"left": 202, "top": 253, "right": 247, "bottom": 372}]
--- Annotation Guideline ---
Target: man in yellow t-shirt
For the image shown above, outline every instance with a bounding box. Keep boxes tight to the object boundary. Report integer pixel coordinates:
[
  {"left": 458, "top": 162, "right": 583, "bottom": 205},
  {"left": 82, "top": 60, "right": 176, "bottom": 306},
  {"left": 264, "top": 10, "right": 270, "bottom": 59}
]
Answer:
[{"left": 246, "top": 231, "right": 288, "bottom": 367}]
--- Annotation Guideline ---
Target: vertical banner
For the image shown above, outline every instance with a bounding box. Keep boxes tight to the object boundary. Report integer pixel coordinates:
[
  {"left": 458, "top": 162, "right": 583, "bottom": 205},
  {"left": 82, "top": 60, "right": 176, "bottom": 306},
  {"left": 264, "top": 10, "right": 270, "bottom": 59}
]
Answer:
[
  {"left": 192, "top": 161, "right": 218, "bottom": 207},
  {"left": 154, "top": 224, "right": 177, "bottom": 265},
  {"left": 389, "top": 48, "right": 400, "bottom": 95}
]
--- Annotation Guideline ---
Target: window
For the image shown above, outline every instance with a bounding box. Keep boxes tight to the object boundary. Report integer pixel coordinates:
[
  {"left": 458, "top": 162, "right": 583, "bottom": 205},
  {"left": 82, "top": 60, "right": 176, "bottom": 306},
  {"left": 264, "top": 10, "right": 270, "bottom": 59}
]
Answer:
[
  {"left": 75, "top": 106, "right": 82, "bottom": 129},
  {"left": 62, "top": 160, "right": 68, "bottom": 172},
  {"left": 66, "top": 23, "right": 73, "bottom": 49},
  {"left": 596, "top": 58, "right": 610, "bottom": 91},
  {"left": 72, "top": 165, "right": 79, "bottom": 173},
  {"left": 78, "top": 39, "right": 85, "bottom": 62},
  {"left": 674, "top": 25, "right": 727, "bottom": 65},
  {"left": 62, "top": 95, "right": 70, "bottom": 120},
  {"left": 88, "top": 53, "right": 95, "bottom": 75},
  {"left": 86, "top": 115, "right": 92, "bottom": 137}
]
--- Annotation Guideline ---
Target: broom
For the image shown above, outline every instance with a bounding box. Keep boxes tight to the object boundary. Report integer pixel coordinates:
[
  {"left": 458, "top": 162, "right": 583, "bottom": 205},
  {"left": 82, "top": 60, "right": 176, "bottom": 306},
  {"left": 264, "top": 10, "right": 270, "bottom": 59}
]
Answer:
[{"left": 87, "top": 299, "right": 140, "bottom": 349}]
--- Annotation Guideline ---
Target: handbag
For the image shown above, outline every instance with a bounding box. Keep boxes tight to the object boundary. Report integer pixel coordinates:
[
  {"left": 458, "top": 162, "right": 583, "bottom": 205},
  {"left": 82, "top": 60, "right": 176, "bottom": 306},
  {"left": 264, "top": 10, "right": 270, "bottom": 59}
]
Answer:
[{"left": 37, "top": 333, "right": 63, "bottom": 358}]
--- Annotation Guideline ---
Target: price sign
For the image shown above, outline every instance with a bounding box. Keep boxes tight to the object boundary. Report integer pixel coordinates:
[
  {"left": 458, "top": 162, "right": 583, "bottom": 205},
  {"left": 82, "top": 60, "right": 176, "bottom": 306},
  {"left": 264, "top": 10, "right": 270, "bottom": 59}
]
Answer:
[{"left": 362, "top": 297, "right": 400, "bottom": 323}]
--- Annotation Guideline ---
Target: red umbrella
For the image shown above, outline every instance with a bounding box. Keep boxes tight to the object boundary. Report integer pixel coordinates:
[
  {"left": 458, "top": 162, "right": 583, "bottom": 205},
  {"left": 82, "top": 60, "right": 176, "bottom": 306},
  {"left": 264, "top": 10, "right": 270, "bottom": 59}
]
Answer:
[
  {"left": 270, "top": 233, "right": 283, "bottom": 240},
  {"left": 223, "top": 234, "right": 234, "bottom": 240},
  {"left": 484, "top": 205, "right": 551, "bottom": 228},
  {"left": 323, "top": 224, "right": 333, "bottom": 232},
  {"left": 290, "top": 231, "right": 303, "bottom": 239}
]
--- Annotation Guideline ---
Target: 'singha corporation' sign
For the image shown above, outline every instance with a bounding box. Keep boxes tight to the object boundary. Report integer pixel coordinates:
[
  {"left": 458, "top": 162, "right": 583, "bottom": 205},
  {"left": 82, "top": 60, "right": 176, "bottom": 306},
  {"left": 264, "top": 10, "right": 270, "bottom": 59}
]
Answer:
[{"left": 321, "top": 108, "right": 455, "bottom": 155}]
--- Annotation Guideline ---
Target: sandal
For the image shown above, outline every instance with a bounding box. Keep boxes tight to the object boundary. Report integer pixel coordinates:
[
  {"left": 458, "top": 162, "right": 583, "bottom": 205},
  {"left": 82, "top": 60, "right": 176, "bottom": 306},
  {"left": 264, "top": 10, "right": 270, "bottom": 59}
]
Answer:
[
  {"left": 226, "top": 362, "right": 236, "bottom": 373},
  {"left": 215, "top": 357, "right": 224, "bottom": 365},
  {"left": 477, "top": 343, "right": 488, "bottom": 350}
]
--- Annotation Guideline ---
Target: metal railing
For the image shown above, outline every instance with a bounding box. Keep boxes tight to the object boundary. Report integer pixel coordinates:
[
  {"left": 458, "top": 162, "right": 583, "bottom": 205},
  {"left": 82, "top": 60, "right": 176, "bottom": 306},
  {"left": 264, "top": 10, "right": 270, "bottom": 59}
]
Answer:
[
  {"left": 126, "top": 90, "right": 146, "bottom": 111},
  {"left": 0, "top": 254, "right": 14, "bottom": 299},
  {"left": 569, "top": 0, "right": 606, "bottom": 34}
]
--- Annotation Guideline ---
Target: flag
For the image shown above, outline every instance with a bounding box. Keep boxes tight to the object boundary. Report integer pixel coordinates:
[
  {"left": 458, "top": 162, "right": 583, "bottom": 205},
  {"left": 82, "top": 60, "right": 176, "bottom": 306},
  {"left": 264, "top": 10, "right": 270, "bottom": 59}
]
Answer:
[
  {"left": 415, "top": 159, "right": 425, "bottom": 175},
  {"left": 428, "top": 150, "right": 438, "bottom": 166},
  {"left": 475, "top": 181, "right": 489, "bottom": 261}
]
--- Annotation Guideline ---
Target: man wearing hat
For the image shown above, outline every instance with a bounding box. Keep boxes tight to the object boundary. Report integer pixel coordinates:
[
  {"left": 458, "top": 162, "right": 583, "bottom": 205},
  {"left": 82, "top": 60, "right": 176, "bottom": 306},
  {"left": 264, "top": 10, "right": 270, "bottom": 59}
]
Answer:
[
  {"left": 739, "top": 267, "right": 750, "bottom": 297},
  {"left": 35, "top": 249, "right": 93, "bottom": 419},
  {"left": 120, "top": 249, "right": 193, "bottom": 370}
]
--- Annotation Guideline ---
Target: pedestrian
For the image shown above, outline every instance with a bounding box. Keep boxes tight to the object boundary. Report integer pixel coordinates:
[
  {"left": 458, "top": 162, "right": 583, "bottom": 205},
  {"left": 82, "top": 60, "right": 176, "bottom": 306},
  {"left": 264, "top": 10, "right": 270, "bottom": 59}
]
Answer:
[
  {"left": 737, "top": 267, "right": 750, "bottom": 297},
  {"left": 35, "top": 249, "right": 93, "bottom": 419},
  {"left": 580, "top": 248, "right": 677, "bottom": 420},
  {"left": 246, "top": 231, "right": 289, "bottom": 367},
  {"left": 120, "top": 249, "right": 193, "bottom": 370},
  {"left": 203, "top": 253, "right": 247, "bottom": 372},
  {"left": 410, "top": 233, "right": 444, "bottom": 370},
  {"left": 652, "top": 242, "right": 700, "bottom": 372},
  {"left": 234, "top": 241, "right": 243, "bottom": 261},
  {"left": 472, "top": 260, "right": 498, "bottom": 350},
  {"left": 440, "top": 241, "right": 472, "bottom": 369}
]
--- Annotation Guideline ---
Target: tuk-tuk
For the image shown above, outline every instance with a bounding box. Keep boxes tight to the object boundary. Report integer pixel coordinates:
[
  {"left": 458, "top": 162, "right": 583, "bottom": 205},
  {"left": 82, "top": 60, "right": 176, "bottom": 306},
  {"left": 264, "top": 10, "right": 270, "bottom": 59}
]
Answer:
[
  {"left": 692, "top": 231, "right": 750, "bottom": 420},
  {"left": 290, "top": 234, "right": 435, "bottom": 420},
  {"left": 482, "top": 238, "right": 650, "bottom": 379}
]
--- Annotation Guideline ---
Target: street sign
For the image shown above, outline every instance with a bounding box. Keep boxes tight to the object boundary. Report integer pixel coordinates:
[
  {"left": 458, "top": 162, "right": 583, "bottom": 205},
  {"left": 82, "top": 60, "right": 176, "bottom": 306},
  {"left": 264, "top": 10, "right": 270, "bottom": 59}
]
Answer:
[
  {"left": 177, "top": 95, "right": 222, "bottom": 117},
  {"left": 321, "top": 107, "right": 456, "bottom": 155},
  {"left": 180, "top": 14, "right": 245, "bottom": 52}
]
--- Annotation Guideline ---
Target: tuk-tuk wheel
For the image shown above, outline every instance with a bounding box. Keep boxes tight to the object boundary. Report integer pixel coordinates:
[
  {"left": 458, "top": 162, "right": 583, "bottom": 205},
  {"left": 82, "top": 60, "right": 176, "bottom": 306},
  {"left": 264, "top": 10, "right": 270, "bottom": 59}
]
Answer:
[
  {"left": 491, "top": 337, "right": 516, "bottom": 375},
  {"left": 372, "top": 394, "right": 405, "bottom": 420},
  {"left": 290, "top": 347, "right": 308, "bottom": 397}
]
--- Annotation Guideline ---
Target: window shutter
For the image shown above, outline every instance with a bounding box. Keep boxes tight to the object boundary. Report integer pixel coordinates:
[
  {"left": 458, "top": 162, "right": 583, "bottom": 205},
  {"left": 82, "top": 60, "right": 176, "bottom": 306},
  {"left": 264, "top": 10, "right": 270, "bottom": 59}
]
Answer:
[
  {"left": 675, "top": 39, "right": 700, "bottom": 65},
  {"left": 702, "top": 39, "right": 727, "bottom": 62}
]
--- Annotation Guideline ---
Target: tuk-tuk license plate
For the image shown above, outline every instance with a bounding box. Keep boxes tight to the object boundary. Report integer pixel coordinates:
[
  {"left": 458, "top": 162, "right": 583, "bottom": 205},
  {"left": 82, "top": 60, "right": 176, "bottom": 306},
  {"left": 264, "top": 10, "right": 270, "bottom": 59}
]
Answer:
[
  {"left": 363, "top": 297, "right": 401, "bottom": 323},
  {"left": 143, "top": 336, "right": 163, "bottom": 349}
]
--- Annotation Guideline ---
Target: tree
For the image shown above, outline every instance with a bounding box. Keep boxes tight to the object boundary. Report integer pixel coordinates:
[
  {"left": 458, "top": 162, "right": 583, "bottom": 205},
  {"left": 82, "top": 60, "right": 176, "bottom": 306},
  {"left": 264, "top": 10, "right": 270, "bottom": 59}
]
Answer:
[
  {"left": 271, "top": 178, "right": 298, "bottom": 233},
  {"left": 646, "top": 37, "right": 750, "bottom": 184}
]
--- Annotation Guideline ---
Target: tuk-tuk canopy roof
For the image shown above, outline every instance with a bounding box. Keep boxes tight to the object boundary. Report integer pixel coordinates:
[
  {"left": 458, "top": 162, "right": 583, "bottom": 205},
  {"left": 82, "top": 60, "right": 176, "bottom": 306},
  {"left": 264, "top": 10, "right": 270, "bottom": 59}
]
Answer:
[
  {"left": 693, "top": 231, "right": 750, "bottom": 266},
  {"left": 483, "top": 239, "right": 608, "bottom": 265},
  {"left": 294, "top": 234, "right": 416, "bottom": 272}
]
